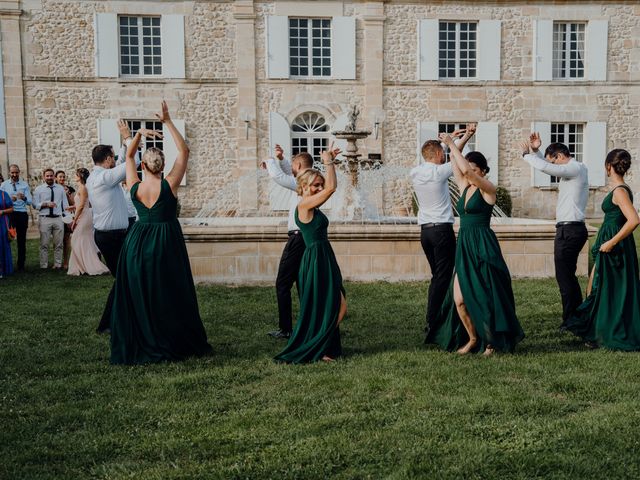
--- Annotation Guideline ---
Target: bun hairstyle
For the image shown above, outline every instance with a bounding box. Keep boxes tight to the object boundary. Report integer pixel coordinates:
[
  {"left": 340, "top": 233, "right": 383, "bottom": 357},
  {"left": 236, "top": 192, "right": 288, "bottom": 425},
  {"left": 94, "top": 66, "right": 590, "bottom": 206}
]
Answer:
[
  {"left": 142, "top": 147, "right": 165, "bottom": 174},
  {"left": 605, "top": 149, "right": 631, "bottom": 176},
  {"left": 296, "top": 168, "right": 324, "bottom": 196},
  {"left": 76, "top": 167, "right": 90, "bottom": 185},
  {"left": 465, "top": 151, "right": 490, "bottom": 175}
]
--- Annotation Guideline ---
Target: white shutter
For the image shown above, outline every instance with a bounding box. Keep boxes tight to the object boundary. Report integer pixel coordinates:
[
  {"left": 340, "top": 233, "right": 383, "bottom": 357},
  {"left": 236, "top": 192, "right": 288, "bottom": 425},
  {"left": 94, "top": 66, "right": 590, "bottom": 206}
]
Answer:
[
  {"left": 163, "top": 120, "right": 187, "bottom": 186},
  {"left": 586, "top": 20, "right": 608, "bottom": 81},
  {"left": 331, "top": 17, "right": 356, "bottom": 80},
  {"left": 417, "top": 121, "right": 439, "bottom": 165},
  {"left": 477, "top": 20, "right": 501, "bottom": 81},
  {"left": 268, "top": 112, "right": 295, "bottom": 211},
  {"left": 266, "top": 16, "right": 289, "bottom": 79},
  {"left": 97, "top": 119, "right": 121, "bottom": 150},
  {"left": 94, "top": 13, "right": 119, "bottom": 77},
  {"left": 476, "top": 122, "right": 499, "bottom": 185},
  {"left": 531, "top": 121, "right": 551, "bottom": 187},
  {"left": 584, "top": 122, "right": 607, "bottom": 187},
  {"left": 161, "top": 15, "right": 186, "bottom": 78},
  {"left": 533, "top": 20, "right": 553, "bottom": 81},
  {"left": 418, "top": 19, "right": 439, "bottom": 80}
]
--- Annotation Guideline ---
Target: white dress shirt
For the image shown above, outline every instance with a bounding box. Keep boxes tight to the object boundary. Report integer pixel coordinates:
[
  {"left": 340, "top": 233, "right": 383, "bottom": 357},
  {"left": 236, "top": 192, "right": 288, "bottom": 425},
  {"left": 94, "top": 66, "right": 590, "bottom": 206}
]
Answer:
[
  {"left": 33, "top": 183, "right": 69, "bottom": 216},
  {"left": 410, "top": 161, "right": 455, "bottom": 225},
  {"left": 524, "top": 151, "right": 589, "bottom": 223},
  {"left": 0, "top": 179, "right": 32, "bottom": 213},
  {"left": 265, "top": 157, "right": 299, "bottom": 232},
  {"left": 116, "top": 145, "right": 140, "bottom": 220}
]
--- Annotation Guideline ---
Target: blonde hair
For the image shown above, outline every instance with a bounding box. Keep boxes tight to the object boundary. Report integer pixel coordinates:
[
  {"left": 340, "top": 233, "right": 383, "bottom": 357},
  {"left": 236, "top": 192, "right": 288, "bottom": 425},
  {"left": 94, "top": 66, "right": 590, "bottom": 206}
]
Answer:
[
  {"left": 142, "top": 147, "right": 165, "bottom": 174},
  {"left": 296, "top": 168, "right": 324, "bottom": 196}
]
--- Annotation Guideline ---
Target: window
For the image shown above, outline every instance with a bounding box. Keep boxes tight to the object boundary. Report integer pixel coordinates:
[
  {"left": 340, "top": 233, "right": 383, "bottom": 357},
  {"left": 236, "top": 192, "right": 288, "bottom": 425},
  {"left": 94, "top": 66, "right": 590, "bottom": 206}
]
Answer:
[
  {"left": 125, "top": 120, "right": 164, "bottom": 179},
  {"left": 291, "top": 112, "right": 330, "bottom": 168},
  {"left": 119, "top": 16, "right": 162, "bottom": 76},
  {"left": 289, "top": 18, "right": 331, "bottom": 78},
  {"left": 439, "top": 21, "right": 477, "bottom": 79},
  {"left": 553, "top": 22, "right": 585, "bottom": 79},
  {"left": 550, "top": 123, "right": 584, "bottom": 183},
  {"left": 439, "top": 123, "right": 476, "bottom": 162}
]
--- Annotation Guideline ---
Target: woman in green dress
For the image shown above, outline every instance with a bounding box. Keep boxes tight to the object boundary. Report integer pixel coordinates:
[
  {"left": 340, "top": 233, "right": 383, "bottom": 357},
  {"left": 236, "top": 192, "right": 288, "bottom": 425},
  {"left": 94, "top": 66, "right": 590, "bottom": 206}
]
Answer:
[
  {"left": 425, "top": 132, "right": 524, "bottom": 355},
  {"left": 563, "top": 149, "right": 640, "bottom": 350},
  {"left": 110, "top": 101, "right": 212, "bottom": 365},
  {"left": 275, "top": 143, "right": 347, "bottom": 364}
]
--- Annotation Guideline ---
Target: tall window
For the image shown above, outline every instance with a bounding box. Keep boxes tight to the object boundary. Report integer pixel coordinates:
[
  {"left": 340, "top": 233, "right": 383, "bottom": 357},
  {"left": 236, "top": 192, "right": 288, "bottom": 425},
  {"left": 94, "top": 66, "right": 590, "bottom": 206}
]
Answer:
[
  {"left": 550, "top": 123, "right": 584, "bottom": 183},
  {"left": 125, "top": 120, "right": 164, "bottom": 179},
  {"left": 439, "top": 21, "right": 477, "bottom": 79},
  {"left": 439, "top": 123, "right": 476, "bottom": 162},
  {"left": 119, "top": 16, "right": 162, "bottom": 76},
  {"left": 291, "top": 112, "right": 330, "bottom": 167},
  {"left": 289, "top": 18, "right": 331, "bottom": 78},
  {"left": 553, "top": 22, "right": 585, "bottom": 79}
]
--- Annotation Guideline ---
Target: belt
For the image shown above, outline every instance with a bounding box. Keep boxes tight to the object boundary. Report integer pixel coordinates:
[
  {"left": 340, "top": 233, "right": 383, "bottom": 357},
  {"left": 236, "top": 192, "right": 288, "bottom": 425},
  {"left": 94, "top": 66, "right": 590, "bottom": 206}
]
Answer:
[
  {"left": 421, "top": 222, "right": 452, "bottom": 229},
  {"left": 42, "top": 214, "right": 60, "bottom": 218},
  {"left": 288, "top": 230, "right": 300, "bottom": 236},
  {"left": 95, "top": 228, "right": 128, "bottom": 234},
  {"left": 556, "top": 221, "right": 585, "bottom": 227}
]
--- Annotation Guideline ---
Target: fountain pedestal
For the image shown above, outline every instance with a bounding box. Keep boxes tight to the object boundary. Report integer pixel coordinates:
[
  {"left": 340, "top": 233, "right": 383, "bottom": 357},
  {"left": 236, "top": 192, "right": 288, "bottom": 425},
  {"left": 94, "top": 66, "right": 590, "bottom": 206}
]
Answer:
[{"left": 331, "top": 129, "right": 372, "bottom": 186}]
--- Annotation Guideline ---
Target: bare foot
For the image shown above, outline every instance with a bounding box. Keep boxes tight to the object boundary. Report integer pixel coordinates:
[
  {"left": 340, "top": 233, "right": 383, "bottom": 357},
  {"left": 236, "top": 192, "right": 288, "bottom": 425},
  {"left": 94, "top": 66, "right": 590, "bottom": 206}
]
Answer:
[
  {"left": 321, "top": 356, "right": 335, "bottom": 363},
  {"left": 483, "top": 345, "right": 495, "bottom": 356},
  {"left": 456, "top": 338, "right": 477, "bottom": 355}
]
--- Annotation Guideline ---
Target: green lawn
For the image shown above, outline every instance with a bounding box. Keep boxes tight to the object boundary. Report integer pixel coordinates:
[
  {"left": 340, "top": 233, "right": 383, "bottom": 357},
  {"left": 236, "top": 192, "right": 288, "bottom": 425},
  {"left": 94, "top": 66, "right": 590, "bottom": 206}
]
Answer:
[{"left": 1, "top": 240, "right": 639, "bottom": 479}]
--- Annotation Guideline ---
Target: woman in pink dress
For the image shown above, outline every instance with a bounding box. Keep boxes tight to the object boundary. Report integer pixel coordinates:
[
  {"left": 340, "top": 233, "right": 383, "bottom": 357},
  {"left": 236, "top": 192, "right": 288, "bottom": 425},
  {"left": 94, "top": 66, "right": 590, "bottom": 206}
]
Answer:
[{"left": 67, "top": 168, "right": 109, "bottom": 276}]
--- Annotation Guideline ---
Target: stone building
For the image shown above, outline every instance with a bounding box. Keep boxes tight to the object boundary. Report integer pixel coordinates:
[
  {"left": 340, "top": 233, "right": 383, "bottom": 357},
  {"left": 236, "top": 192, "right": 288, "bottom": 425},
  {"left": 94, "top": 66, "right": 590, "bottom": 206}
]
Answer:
[{"left": 0, "top": 0, "right": 639, "bottom": 219}]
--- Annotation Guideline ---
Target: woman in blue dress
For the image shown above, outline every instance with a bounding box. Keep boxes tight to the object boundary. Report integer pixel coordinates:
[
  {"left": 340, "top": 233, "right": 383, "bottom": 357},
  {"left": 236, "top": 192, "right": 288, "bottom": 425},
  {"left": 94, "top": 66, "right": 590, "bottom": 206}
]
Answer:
[{"left": 0, "top": 189, "right": 14, "bottom": 278}]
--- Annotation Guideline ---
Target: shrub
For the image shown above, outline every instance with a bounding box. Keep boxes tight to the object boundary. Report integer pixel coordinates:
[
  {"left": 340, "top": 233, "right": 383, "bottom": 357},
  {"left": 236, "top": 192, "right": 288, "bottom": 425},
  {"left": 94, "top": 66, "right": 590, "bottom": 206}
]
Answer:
[{"left": 496, "top": 186, "right": 512, "bottom": 217}]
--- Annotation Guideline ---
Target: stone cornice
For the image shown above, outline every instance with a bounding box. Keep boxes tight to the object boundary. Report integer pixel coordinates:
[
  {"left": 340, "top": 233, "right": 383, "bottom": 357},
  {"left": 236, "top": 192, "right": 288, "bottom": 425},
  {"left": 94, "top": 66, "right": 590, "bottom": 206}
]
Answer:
[
  {"left": 0, "top": 8, "right": 21, "bottom": 17},
  {"left": 362, "top": 15, "right": 386, "bottom": 24}
]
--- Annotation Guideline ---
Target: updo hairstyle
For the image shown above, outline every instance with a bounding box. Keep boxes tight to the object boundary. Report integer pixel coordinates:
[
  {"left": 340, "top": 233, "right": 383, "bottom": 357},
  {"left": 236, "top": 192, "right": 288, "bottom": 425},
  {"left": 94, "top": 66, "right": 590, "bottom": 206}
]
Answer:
[
  {"left": 76, "top": 167, "right": 90, "bottom": 185},
  {"left": 296, "top": 168, "right": 324, "bottom": 196},
  {"left": 465, "top": 151, "right": 490, "bottom": 175},
  {"left": 142, "top": 147, "right": 165, "bottom": 174},
  {"left": 605, "top": 149, "right": 631, "bottom": 176}
]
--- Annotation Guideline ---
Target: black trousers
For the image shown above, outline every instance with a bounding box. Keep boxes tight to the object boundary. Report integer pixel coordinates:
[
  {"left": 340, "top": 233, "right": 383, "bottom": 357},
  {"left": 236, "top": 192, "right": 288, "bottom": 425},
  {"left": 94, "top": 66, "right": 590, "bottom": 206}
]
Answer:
[
  {"left": 554, "top": 223, "right": 588, "bottom": 323},
  {"left": 94, "top": 228, "right": 128, "bottom": 332},
  {"left": 275, "top": 232, "right": 306, "bottom": 333},
  {"left": 420, "top": 223, "right": 456, "bottom": 333},
  {"left": 9, "top": 211, "right": 28, "bottom": 270}
]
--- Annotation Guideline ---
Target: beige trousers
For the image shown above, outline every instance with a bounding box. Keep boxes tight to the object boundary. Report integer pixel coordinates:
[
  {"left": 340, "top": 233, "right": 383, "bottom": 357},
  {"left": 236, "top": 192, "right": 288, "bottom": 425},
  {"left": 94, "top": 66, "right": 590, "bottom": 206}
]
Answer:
[{"left": 39, "top": 216, "right": 64, "bottom": 268}]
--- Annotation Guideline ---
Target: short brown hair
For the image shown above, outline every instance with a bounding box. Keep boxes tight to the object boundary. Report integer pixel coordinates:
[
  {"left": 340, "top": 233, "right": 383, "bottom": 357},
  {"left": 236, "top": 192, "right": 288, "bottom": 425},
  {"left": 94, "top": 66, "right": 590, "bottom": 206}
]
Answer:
[
  {"left": 43, "top": 168, "right": 55, "bottom": 176},
  {"left": 295, "top": 168, "right": 324, "bottom": 196},
  {"left": 421, "top": 140, "right": 444, "bottom": 161},
  {"left": 293, "top": 152, "right": 314, "bottom": 169}
]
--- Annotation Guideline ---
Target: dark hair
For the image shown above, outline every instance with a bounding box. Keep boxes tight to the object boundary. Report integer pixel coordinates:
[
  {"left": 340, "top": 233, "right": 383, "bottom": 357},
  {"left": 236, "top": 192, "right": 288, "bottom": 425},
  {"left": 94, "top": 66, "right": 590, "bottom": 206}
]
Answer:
[
  {"left": 605, "top": 149, "right": 631, "bottom": 176},
  {"left": 421, "top": 140, "right": 444, "bottom": 160},
  {"left": 55, "top": 170, "right": 65, "bottom": 177},
  {"left": 293, "top": 152, "right": 314, "bottom": 169},
  {"left": 76, "top": 167, "right": 90, "bottom": 185},
  {"left": 92, "top": 144, "right": 114, "bottom": 164},
  {"left": 544, "top": 143, "right": 571, "bottom": 160},
  {"left": 43, "top": 168, "right": 55, "bottom": 175},
  {"left": 465, "top": 151, "right": 490, "bottom": 174}
]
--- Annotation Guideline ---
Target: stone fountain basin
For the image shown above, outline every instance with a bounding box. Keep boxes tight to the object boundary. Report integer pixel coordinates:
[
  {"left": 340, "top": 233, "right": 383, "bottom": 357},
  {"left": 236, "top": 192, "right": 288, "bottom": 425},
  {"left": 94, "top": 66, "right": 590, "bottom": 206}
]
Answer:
[
  {"left": 181, "top": 218, "right": 596, "bottom": 285},
  {"left": 331, "top": 130, "right": 372, "bottom": 139}
]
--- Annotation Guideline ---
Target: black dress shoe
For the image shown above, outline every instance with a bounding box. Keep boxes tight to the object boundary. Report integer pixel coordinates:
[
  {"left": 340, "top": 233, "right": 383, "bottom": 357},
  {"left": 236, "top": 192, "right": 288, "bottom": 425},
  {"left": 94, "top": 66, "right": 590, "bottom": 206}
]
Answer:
[{"left": 267, "top": 329, "right": 291, "bottom": 339}]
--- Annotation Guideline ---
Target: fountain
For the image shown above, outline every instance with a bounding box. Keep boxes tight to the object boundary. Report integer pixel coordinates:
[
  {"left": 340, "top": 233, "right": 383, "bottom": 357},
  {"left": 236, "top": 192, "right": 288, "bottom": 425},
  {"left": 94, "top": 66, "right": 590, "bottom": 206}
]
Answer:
[{"left": 331, "top": 105, "right": 372, "bottom": 187}]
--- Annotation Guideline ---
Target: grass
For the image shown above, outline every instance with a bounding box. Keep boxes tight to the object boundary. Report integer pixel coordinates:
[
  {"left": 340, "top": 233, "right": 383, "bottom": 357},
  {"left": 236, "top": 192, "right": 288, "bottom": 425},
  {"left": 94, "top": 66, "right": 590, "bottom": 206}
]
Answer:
[{"left": 1, "top": 240, "right": 640, "bottom": 479}]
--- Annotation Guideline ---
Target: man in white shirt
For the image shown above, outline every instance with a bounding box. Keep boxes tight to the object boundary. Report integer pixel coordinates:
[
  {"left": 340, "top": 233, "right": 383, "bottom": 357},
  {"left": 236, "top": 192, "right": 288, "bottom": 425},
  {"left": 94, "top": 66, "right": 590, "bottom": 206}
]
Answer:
[
  {"left": 411, "top": 126, "right": 475, "bottom": 337},
  {"left": 262, "top": 146, "right": 313, "bottom": 339},
  {"left": 33, "top": 168, "right": 69, "bottom": 269},
  {"left": 521, "top": 133, "right": 589, "bottom": 326}
]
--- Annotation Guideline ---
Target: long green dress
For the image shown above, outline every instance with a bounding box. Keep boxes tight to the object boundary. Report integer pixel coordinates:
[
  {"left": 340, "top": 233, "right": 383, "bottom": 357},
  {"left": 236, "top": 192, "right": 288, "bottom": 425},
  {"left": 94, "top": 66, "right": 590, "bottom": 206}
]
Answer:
[
  {"left": 110, "top": 179, "right": 213, "bottom": 365},
  {"left": 425, "top": 186, "right": 524, "bottom": 353},
  {"left": 564, "top": 185, "right": 640, "bottom": 350},
  {"left": 275, "top": 208, "right": 343, "bottom": 363}
]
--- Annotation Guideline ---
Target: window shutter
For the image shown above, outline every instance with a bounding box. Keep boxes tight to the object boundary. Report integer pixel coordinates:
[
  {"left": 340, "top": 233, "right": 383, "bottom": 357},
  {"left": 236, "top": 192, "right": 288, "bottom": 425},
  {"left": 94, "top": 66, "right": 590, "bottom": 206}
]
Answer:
[
  {"left": 476, "top": 122, "right": 499, "bottom": 184},
  {"left": 531, "top": 121, "right": 551, "bottom": 187},
  {"left": 161, "top": 15, "right": 186, "bottom": 79},
  {"left": 266, "top": 16, "right": 289, "bottom": 79},
  {"left": 477, "top": 20, "right": 501, "bottom": 81},
  {"left": 97, "top": 119, "right": 121, "bottom": 150},
  {"left": 331, "top": 17, "right": 356, "bottom": 80},
  {"left": 416, "top": 121, "right": 438, "bottom": 165},
  {"left": 94, "top": 13, "right": 119, "bottom": 77},
  {"left": 268, "top": 112, "right": 295, "bottom": 211},
  {"left": 584, "top": 122, "right": 607, "bottom": 187},
  {"left": 586, "top": 20, "right": 608, "bottom": 81},
  {"left": 163, "top": 120, "right": 187, "bottom": 186},
  {"left": 533, "top": 20, "right": 553, "bottom": 81},
  {"left": 417, "top": 19, "right": 439, "bottom": 80}
]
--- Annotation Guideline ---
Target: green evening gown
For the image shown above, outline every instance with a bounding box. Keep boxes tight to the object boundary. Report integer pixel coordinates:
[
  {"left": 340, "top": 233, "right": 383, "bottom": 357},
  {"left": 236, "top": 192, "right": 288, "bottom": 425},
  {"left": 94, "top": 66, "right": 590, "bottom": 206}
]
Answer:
[
  {"left": 564, "top": 185, "right": 640, "bottom": 350},
  {"left": 275, "top": 208, "right": 344, "bottom": 363},
  {"left": 425, "top": 186, "right": 524, "bottom": 353},
  {"left": 110, "top": 180, "right": 213, "bottom": 365}
]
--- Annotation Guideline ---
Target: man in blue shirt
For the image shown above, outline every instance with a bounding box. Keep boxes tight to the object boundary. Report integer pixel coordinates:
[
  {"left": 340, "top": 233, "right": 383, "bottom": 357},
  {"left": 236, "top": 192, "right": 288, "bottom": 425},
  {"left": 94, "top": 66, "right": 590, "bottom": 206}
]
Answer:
[{"left": 0, "top": 164, "right": 32, "bottom": 271}]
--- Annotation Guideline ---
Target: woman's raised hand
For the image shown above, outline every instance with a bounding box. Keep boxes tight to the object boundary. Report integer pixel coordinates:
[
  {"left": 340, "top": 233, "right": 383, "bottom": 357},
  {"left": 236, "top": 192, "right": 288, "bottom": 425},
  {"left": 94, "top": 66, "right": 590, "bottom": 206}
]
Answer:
[
  {"left": 322, "top": 142, "right": 341, "bottom": 164},
  {"left": 438, "top": 132, "right": 454, "bottom": 147},
  {"left": 154, "top": 100, "right": 171, "bottom": 123},
  {"left": 137, "top": 128, "right": 163, "bottom": 140}
]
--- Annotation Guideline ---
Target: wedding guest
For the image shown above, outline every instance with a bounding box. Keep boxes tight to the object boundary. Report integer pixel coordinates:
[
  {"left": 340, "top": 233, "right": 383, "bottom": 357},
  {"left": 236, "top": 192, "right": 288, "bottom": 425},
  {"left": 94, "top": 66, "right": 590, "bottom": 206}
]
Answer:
[
  {"left": 55, "top": 170, "right": 75, "bottom": 269},
  {"left": 0, "top": 164, "right": 32, "bottom": 271},
  {"left": 522, "top": 133, "right": 589, "bottom": 327},
  {"left": 110, "top": 101, "right": 212, "bottom": 364},
  {"left": 426, "top": 134, "right": 524, "bottom": 355},
  {"left": 562, "top": 149, "right": 640, "bottom": 350},
  {"left": 68, "top": 168, "right": 109, "bottom": 276},
  {"left": 115, "top": 140, "right": 140, "bottom": 228},
  {"left": 275, "top": 143, "right": 346, "bottom": 363},
  {"left": 33, "top": 168, "right": 68, "bottom": 269},
  {"left": 0, "top": 188, "right": 14, "bottom": 278},
  {"left": 262, "top": 146, "right": 313, "bottom": 339}
]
